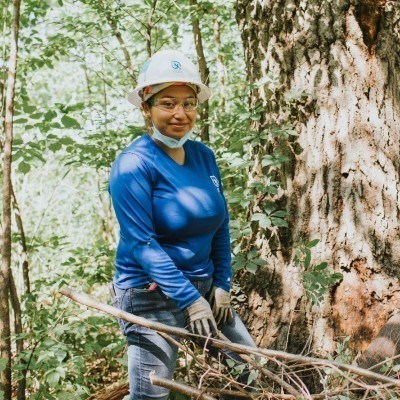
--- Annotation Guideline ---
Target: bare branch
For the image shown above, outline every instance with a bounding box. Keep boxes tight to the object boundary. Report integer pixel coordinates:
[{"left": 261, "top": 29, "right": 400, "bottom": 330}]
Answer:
[
  {"left": 146, "top": 0, "right": 158, "bottom": 57},
  {"left": 150, "top": 372, "right": 217, "bottom": 400},
  {"left": 59, "top": 286, "right": 400, "bottom": 393},
  {"left": 97, "top": 0, "right": 136, "bottom": 85}
]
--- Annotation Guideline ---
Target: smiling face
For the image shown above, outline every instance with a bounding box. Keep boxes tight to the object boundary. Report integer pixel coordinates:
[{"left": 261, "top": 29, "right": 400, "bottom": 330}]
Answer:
[{"left": 144, "top": 85, "right": 198, "bottom": 140}]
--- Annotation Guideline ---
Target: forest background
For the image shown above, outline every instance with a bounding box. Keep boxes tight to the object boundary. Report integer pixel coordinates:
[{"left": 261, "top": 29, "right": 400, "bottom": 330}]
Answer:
[{"left": 1, "top": 0, "right": 400, "bottom": 399}]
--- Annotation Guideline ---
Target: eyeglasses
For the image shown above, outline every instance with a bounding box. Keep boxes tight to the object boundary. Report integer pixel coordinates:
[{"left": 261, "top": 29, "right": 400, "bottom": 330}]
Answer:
[{"left": 150, "top": 97, "right": 199, "bottom": 113}]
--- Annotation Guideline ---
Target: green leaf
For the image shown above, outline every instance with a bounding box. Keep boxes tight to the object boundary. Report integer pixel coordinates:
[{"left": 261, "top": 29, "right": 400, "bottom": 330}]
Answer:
[
  {"left": 251, "top": 213, "right": 265, "bottom": 221},
  {"left": 55, "top": 366, "right": 66, "bottom": 379},
  {"left": 13, "top": 118, "right": 28, "bottom": 124},
  {"left": 270, "top": 217, "right": 288, "bottom": 227},
  {"left": 251, "top": 213, "right": 271, "bottom": 228},
  {"left": 330, "top": 273, "right": 344, "bottom": 280},
  {"left": 272, "top": 210, "right": 287, "bottom": 217},
  {"left": 315, "top": 262, "right": 328, "bottom": 271},
  {"left": 49, "top": 142, "right": 62, "bottom": 152},
  {"left": 252, "top": 259, "right": 268, "bottom": 266},
  {"left": 306, "top": 239, "right": 319, "bottom": 248},
  {"left": 44, "top": 110, "right": 57, "bottom": 121},
  {"left": 18, "top": 161, "right": 31, "bottom": 174},
  {"left": 61, "top": 115, "right": 80, "bottom": 129},
  {"left": 56, "top": 350, "right": 67, "bottom": 362},
  {"left": 37, "top": 350, "right": 55, "bottom": 364},
  {"left": 60, "top": 137, "right": 74, "bottom": 145},
  {"left": 246, "top": 262, "right": 258, "bottom": 274},
  {"left": 304, "top": 252, "right": 312, "bottom": 269},
  {"left": 13, "top": 138, "right": 23, "bottom": 146},
  {"left": 22, "top": 103, "right": 36, "bottom": 113},
  {"left": 30, "top": 112, "right": 43, "bottom": 119},
  {"left": 226, "top": 359, "right": 235, "bottom": 368},
  {"left": 0, "top": 358, "right": 7, "bottom": 372},
  {"left": 46, "top": 370, "right": 60, "bottom": 386},
  {"left": 247, "top": 369, "right": 259, "bottom": 385}
]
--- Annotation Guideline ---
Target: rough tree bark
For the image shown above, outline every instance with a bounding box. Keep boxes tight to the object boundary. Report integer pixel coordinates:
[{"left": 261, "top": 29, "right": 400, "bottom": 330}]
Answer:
[
  {"left": 1, "top": 1, "right": 22, "bottom": 398},
  {"left": 235, "top": 0, "right": 400, "bottom": 360}
]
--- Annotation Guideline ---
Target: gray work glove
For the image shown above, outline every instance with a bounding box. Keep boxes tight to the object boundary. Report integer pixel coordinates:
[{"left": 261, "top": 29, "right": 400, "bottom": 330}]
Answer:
[
  {"left": 185, "top": 296, "right": 218, "bottom": 337},
  {"left": 208, "top": 286, "right": 234, "bottom": 326}
]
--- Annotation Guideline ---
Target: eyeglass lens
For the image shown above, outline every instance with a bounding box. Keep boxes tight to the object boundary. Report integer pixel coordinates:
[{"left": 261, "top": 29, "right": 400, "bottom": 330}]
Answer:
[{"left": 154, "top": 98, "right": 198, "bottom": 112}]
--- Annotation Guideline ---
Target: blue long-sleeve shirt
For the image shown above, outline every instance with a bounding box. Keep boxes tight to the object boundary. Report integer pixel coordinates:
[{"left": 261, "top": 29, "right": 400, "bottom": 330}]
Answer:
[{"left": 109, "top": 134, "right": 232, "bottom": 310}]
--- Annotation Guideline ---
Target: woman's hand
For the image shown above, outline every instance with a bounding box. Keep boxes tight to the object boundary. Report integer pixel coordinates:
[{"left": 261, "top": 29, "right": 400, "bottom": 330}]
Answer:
[
  {"left": 185, "top": 297, "right": 218, "bottom": 337},
  {"left": 208, "top": 286, "right": 234, "bottom": 326}
]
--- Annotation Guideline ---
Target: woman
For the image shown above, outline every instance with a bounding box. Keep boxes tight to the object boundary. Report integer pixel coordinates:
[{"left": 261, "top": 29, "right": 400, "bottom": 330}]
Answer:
[{"left": 109, "top": 49, "right": 255, "bottom": 400}]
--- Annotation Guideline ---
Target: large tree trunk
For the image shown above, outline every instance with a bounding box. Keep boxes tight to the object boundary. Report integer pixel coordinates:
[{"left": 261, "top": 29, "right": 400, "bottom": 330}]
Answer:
[{"left": 235, "top": 0, "right": 400, "bottom": 359}]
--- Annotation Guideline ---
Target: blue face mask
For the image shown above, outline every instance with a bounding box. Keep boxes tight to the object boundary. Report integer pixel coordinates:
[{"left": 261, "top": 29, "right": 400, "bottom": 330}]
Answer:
[{"left": 151, "top": 124, "right": 193, "bottom": 148}]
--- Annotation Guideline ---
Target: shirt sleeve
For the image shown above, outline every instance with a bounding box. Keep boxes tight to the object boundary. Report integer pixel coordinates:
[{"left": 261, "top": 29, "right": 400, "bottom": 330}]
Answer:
[
  {"left": 209, "top": 152, "right": 232, "bottom": 292},
  {"left": 109, "top": 152, "right": 201, "bottom": 310}
]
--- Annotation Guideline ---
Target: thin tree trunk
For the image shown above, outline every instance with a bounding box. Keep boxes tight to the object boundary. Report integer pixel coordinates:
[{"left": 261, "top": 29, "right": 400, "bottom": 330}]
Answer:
[
  {"left": 9, "top": 272, "right": 25, "bottom": 400},
  {"left": 235, "top": 0, "right": 400, "bottom": 361},
  {"left": 96, "top": 172, "right": 115, "bottom": 244},
  {"left": 82, "top": 56, "right": 116, "bottom": 245},
  {"left": 1, "top": 1, "right": 22, "bottom": 398},
  {"left": 1, "top": 0, "right": 6, "bottom": 130},
  {"left": 189, "top": 0, "right": 210, "bottom": 142},
  {"left": 11, "top": 186, "right": 30, "bottom": 294},
  {"left": 0, "top": 142, "right": 29, "bottom": 295},
  {"left": 146, "top": 0, "right": 158, "bottom": 57},
  {"left": 213, "top": 15, "right": 226, "bottom": 110}
]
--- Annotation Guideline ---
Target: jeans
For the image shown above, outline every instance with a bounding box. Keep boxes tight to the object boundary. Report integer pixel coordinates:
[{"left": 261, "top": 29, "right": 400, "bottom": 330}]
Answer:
[{"left": 113, "top": 279, "right": 256, "bottom": 400}]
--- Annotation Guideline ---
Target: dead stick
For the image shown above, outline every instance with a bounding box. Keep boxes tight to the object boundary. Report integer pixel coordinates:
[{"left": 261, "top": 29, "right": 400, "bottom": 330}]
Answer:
[
  {"left": 158, "top": 331, "right": 253, "bottom": 398},
  {"left": 149, "top": 372, "right": 217, "bottom": 400},
  {"left": 59, "top": 286, "right": 400, "bottom": 388}
]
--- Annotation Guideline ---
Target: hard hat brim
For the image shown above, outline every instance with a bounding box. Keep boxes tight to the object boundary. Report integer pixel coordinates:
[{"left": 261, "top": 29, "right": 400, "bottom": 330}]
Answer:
[{"left": 128, "top": 81, "right": 211, "bottom": 107}]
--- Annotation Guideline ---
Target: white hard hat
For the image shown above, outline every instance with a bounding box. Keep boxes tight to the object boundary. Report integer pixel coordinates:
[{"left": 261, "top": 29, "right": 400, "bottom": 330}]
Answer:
[{"left": 128, "top": 49, "right": 211, "bottom": 107}]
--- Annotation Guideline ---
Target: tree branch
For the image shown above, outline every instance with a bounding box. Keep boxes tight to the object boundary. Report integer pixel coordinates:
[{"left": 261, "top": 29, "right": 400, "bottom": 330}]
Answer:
[
  {"left": 146, "top": 0, "right": 158, "bottom": 57},
  {"left": 150, "top": 372, "right": 217, "bottom": 400},
  {"left": 97, "top": 0, "right": 136, "bottom": 85},
  {"left": 59, "top": 286, "right": 400, "bottom": 391}
]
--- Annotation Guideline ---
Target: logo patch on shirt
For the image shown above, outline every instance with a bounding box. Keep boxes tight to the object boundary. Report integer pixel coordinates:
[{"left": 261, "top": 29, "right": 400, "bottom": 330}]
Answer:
[{"left": 210, "top": 175, "right": 220, "bottom": 192}]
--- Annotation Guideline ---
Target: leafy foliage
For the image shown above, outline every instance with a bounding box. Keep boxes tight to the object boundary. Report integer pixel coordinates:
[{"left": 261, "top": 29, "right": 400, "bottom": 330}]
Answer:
[{"left": 294, "top": 239, "right": 343, "bottom": 305}]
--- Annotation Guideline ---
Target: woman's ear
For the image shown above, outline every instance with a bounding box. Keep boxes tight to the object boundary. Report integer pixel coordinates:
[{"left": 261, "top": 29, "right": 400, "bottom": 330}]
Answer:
[{"left": 142, "top": 101, "right": 151, "bottom": 117}]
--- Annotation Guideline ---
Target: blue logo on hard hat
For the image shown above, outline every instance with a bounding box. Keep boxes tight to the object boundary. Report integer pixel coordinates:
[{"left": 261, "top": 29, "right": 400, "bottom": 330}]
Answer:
[{"left": 171, "top": 60, "right": 182, "bottom": 70}]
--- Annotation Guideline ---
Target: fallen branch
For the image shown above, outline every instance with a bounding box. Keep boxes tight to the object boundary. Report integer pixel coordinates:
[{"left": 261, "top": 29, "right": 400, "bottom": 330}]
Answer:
[
  {"left": 158, "top": 331, "right": 253, "bottom": 398},
  {"left": 59, "top": 286, "right": 400, "bottom": 390},
  {"left": 150, "top": 372, "right": 217, "bottom": 400}
]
